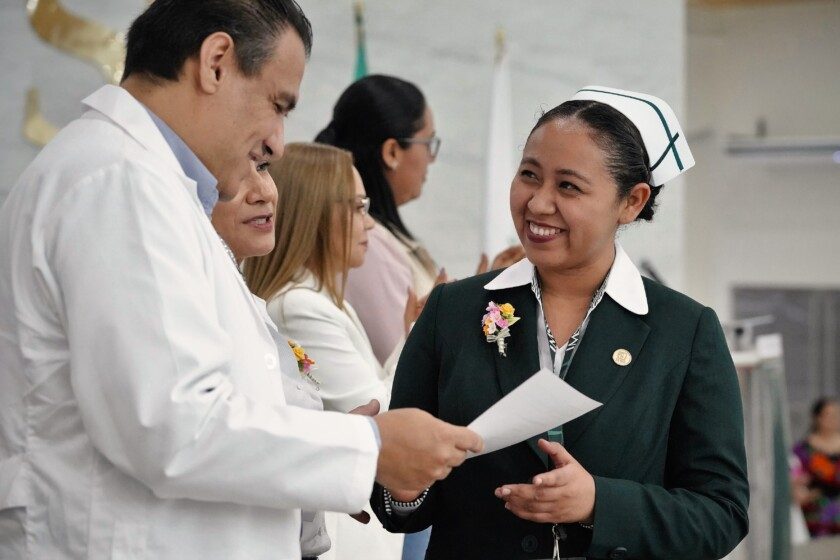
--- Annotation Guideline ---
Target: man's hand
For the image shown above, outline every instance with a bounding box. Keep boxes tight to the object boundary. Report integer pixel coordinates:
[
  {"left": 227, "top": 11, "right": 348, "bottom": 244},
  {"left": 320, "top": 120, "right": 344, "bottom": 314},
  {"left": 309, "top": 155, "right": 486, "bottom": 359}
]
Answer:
[
  {"left": 373, "top": 409, "right": 483, "bottom": 493},
  {"left": 349, "top": 399, "right": 380, "bottom": 417}
]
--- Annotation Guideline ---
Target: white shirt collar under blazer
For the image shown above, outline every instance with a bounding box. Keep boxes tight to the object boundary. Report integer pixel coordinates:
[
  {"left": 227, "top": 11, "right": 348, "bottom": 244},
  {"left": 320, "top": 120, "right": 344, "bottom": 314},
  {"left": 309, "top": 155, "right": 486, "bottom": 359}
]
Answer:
[{"left": 483, "top": 242, "right": 649, "bottom": 315}]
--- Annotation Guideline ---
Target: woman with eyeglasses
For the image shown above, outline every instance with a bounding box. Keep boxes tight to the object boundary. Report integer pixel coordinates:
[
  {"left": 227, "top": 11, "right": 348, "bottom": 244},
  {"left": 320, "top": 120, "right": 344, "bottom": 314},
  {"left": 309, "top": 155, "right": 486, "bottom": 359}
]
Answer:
[
  {"left": 316, "top": 75, "right": 524, "bottom": 370},
  {"left": 244, "top": 142, "right": 405, "bottom": 560}
]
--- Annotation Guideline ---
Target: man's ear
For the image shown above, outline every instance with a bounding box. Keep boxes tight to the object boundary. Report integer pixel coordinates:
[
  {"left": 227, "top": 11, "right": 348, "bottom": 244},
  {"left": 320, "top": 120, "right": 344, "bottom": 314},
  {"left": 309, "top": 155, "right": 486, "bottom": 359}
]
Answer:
[
  {"left": 618, "top": 182, "right": 651, "bottom": 224},
  {"left": 196, "top": 32, "right": 236, "bottom": 94}
]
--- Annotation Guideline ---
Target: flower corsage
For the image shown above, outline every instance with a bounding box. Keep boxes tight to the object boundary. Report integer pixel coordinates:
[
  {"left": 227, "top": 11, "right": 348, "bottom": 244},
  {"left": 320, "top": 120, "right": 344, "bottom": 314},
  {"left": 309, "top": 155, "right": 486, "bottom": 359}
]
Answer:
[
  {"left": 482, "top": 302, "right": 520, "bottom": 357},
  {"left": 287, "top": 339, "right": 320, "bottom": 388}
]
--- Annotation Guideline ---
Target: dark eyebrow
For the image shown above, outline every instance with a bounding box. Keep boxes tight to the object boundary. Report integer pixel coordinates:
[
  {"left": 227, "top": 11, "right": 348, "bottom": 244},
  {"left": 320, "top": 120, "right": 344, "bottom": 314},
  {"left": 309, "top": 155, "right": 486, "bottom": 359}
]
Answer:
[
  {"left": 274, "top": 92, "right": 298, "bottom": 112},
  {"left": 557, "top": 168, "right": 591, "bottom": 185},
  {"left": 521, "top": 157, "right": 590, "bottom": 185}
]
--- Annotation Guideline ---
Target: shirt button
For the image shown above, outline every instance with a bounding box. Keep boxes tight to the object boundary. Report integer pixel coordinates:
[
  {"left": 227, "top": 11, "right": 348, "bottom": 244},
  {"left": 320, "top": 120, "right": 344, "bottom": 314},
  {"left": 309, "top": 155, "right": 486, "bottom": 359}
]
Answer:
[
  {"left": 264, "top": 354, "right": 277, "bottom": 369},
  {"left": 609, "top": 547, "right": 628, "bottom": 559},
  {"left": 521, "top": 534, "right": 538, "bottom": 553}
]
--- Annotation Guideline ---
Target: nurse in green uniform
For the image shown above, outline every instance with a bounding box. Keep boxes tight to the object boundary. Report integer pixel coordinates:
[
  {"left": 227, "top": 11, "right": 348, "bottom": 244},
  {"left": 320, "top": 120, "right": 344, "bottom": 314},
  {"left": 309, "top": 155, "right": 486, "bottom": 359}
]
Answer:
[{"left": 372, "top": 86, "right": 749, "bottom": 560}]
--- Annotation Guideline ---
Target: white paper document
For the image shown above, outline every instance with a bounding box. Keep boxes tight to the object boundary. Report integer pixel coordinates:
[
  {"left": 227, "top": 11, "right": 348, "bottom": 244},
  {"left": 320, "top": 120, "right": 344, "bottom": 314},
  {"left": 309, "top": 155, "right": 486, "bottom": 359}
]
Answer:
[{"left": 467, "top": 369, "right": 601, "bottom": 458}]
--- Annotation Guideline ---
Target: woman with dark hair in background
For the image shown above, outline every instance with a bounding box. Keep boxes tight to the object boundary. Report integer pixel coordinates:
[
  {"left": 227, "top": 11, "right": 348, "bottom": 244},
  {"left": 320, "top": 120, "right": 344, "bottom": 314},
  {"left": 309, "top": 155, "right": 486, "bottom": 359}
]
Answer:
[
  {"left": 371, "top": 86, "right": 749, "bottom": 559},
  {"left": 794, "top": 397, "right": 840, "bottom": 537},
  {"left": 316, "top": 74, "right": 523, "bottom": 367}
]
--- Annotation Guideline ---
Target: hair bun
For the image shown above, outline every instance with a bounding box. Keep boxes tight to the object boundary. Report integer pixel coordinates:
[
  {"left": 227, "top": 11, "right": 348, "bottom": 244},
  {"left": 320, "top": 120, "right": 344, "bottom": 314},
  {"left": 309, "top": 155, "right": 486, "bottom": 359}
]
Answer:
[{"left": 315, "top": 121, "right": 338, "bottom": 144}]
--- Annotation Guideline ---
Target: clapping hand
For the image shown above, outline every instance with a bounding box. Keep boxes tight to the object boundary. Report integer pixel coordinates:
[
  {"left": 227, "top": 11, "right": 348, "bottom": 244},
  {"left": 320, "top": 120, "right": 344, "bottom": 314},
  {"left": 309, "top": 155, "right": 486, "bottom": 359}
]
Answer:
[
  {"left": 476, "top": 244, "right": 526, "bottom": 275},
  {"left": 494, "top": 439, "right": 595, "bottom": 524},
  {"left": 403, "top": 268, "right": 449, "bottom": 335}
]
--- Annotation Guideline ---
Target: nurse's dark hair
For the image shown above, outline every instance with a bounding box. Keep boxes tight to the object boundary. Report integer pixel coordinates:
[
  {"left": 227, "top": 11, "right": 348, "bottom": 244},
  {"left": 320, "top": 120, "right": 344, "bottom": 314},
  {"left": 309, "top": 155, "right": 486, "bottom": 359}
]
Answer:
[
  {"left": 122, "top": 0, "right": 312, "bottom": 82},
  {"left": 529, "top": 100, "right": 660, "bottom": 222},
  {"left": 315, "top": 75, "right": 426, "bottom": 240}
]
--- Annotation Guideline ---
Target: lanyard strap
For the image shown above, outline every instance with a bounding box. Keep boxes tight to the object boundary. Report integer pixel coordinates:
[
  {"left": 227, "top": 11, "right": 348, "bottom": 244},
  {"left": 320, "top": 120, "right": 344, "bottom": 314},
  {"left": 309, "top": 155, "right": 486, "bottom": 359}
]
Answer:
[{"left": 531, "top": 271, "right": 608, "bottom": 444}]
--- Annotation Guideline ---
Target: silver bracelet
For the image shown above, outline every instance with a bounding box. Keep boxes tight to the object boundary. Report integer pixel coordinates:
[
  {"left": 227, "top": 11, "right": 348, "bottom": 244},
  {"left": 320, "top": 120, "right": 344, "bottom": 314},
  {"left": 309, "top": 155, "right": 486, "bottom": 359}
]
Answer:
[{"left": 382, "top": 488, "right": 429, "bottom": 515}]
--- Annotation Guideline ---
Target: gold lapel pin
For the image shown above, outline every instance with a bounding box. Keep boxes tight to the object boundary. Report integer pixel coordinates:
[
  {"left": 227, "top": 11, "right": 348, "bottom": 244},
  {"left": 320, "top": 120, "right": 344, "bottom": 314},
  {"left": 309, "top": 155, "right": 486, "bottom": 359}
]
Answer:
[{"left": 612, "top": 349, "right": 632, "bottom": 366}]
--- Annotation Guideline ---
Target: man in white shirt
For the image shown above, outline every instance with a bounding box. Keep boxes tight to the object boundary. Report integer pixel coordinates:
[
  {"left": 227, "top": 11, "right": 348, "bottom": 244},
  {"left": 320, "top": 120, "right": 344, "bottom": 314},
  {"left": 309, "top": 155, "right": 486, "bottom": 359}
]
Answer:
[{"left": 0, "top": 1, "right": 481, "bottom": 558}]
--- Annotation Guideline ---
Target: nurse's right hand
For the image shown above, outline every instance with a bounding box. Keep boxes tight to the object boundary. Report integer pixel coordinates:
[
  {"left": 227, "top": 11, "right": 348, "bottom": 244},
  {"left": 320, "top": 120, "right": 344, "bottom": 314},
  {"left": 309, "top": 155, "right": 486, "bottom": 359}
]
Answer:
[{"left": 373, "top": 409, "right": 482, "bottom": 493}]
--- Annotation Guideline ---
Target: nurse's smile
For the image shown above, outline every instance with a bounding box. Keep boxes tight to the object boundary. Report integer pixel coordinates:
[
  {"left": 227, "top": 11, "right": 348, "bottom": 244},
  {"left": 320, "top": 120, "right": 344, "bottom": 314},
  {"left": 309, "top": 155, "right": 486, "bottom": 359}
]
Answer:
[{"left": 526, "top": 220, "right": 567, "bottom": 244}]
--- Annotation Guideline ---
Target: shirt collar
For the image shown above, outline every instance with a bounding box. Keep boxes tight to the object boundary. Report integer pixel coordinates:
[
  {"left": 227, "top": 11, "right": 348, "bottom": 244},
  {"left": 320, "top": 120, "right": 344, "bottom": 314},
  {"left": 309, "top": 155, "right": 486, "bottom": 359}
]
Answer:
[
  {"left": 484, "top": 242, "right": 649, "bottom": 315},
  {"left": 144, "top": 107, "right": 218, "bottom": 216}
]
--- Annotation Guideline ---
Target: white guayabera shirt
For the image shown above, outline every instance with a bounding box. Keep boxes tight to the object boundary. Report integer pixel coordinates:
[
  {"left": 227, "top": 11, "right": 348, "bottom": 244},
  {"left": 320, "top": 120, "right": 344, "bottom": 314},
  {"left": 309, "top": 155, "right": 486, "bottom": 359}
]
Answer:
[{"left": 0, "top": 85, "right": 378, "bottom": 560}]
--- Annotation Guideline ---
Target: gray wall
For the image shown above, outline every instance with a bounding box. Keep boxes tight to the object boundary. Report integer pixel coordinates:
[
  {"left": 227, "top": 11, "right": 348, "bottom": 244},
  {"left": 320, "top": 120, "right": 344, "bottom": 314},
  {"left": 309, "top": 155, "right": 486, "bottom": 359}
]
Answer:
[{"left": 685, "top": 0, "right": 840, "bottom": 317}]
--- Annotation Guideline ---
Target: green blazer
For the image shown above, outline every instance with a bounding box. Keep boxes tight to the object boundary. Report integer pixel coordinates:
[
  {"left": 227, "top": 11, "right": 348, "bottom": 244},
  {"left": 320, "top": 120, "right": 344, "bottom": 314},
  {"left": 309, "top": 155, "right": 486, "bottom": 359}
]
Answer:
[{"left": 372, "top": 269, "right": 749, "bottom": 560}]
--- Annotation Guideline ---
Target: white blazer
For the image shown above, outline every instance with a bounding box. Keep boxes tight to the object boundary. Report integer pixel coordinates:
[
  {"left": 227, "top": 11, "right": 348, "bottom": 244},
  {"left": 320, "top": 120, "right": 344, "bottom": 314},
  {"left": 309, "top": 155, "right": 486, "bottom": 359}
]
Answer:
[
  {"left": 268, "top": 272, "right": 402, "bottom": 414},
  {"left": 267, "top": 272, "right": 404, "bottom": 560},
  {"left": 0, "top": 85, "right": 378, "bottom": 560}
]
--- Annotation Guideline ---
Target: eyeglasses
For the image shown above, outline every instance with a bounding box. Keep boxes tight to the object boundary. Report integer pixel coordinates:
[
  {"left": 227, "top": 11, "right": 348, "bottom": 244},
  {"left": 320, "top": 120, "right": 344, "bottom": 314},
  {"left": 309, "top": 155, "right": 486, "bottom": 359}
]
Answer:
[
  {"left": 398, "top": 135, "right": 441, "bottom": 158},
  {"left": 351, "top": 196, "right": 370, "bottom": 216}
]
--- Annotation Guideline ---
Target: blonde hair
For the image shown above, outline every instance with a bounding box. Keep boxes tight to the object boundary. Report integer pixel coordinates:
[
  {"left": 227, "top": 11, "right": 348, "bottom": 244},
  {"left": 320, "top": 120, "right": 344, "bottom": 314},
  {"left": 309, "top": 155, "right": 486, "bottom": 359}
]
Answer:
[{"left": 244, "top": 142, "right": 355, "bottom": 307}]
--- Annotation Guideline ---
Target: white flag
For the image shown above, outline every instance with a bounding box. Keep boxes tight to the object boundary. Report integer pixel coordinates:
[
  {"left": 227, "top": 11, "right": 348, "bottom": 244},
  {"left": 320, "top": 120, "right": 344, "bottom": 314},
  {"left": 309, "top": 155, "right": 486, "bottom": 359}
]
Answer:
[{"left": 483, "top": 44, "right": 518, "bottom": 258}]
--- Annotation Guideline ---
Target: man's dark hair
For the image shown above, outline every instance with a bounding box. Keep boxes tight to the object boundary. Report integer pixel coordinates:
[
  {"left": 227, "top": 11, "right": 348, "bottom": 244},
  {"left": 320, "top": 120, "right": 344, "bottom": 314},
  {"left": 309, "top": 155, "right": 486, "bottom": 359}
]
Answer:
[
  {"left": 122, "top": 0, "right": 312, "bottom": 82},
  {"left": 315, "top": 75, "right": 426, "bottom": 241}
]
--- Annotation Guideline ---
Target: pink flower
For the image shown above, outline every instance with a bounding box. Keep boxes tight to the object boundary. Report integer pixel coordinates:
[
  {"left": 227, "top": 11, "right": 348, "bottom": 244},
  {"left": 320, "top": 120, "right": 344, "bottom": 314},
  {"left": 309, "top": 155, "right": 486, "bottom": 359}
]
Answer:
[{"left": 481, "top": 300, "right": 520, "bottom": 357}]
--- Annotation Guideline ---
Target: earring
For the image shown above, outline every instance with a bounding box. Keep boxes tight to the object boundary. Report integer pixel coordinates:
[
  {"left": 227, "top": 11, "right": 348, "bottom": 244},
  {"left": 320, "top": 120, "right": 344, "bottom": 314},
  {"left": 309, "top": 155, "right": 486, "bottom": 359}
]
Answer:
[{"left": 388, "top": 162, "right": 398, "bottom": 170}]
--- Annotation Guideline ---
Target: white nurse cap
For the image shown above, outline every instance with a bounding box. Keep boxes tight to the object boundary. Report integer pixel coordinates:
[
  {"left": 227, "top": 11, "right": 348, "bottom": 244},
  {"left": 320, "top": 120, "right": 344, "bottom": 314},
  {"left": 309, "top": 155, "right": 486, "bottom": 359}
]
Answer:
[{"left": 571, "top": 86, "right": 695, "bottom": 185}]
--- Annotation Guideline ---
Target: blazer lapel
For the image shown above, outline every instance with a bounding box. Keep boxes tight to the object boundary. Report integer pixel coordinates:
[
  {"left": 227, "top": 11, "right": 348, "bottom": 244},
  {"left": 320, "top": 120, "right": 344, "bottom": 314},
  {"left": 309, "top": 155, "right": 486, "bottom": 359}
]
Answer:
[
  {"left": 561, "top": 296, "right": 650, "bottom": 448},
  {"left": 487, "top": 286, "right": 548, "bottom": 466}
]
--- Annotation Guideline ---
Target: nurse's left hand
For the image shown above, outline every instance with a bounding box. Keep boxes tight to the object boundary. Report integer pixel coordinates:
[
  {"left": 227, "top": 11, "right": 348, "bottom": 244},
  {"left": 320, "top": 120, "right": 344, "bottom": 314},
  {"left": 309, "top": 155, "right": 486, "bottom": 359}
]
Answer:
[{"left": 494, "top": 439, "right": 595, "bottom": 524}]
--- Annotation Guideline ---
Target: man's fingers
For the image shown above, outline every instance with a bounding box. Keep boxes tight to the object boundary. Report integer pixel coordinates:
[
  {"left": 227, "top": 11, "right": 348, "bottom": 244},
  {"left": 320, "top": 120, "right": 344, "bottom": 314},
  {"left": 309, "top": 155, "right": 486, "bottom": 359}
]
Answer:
[
  {"left": 349, "top": 399, "right": 380, "bottom": 417},
  {"left": 538, "top": 438, "right": 575, "bottom": 468},
  {"left": 349, "top": 511, "right": 370, "bottom": 524},
  {"left": 431, "top": 465, "right": 453, "bottom": 482},
  {"left": 449, "top": 426, "right": 483, "bottom": 453}
]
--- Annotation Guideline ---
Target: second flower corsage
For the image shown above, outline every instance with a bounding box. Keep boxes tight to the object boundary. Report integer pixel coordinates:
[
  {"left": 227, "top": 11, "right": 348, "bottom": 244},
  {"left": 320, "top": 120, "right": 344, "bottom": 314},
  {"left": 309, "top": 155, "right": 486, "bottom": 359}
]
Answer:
[
  {"left": 287, "top": 339, "right": 320, "bottom": 388},
  {"left": 482, "top": 302, "right": 520, "bottom": 357}
]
